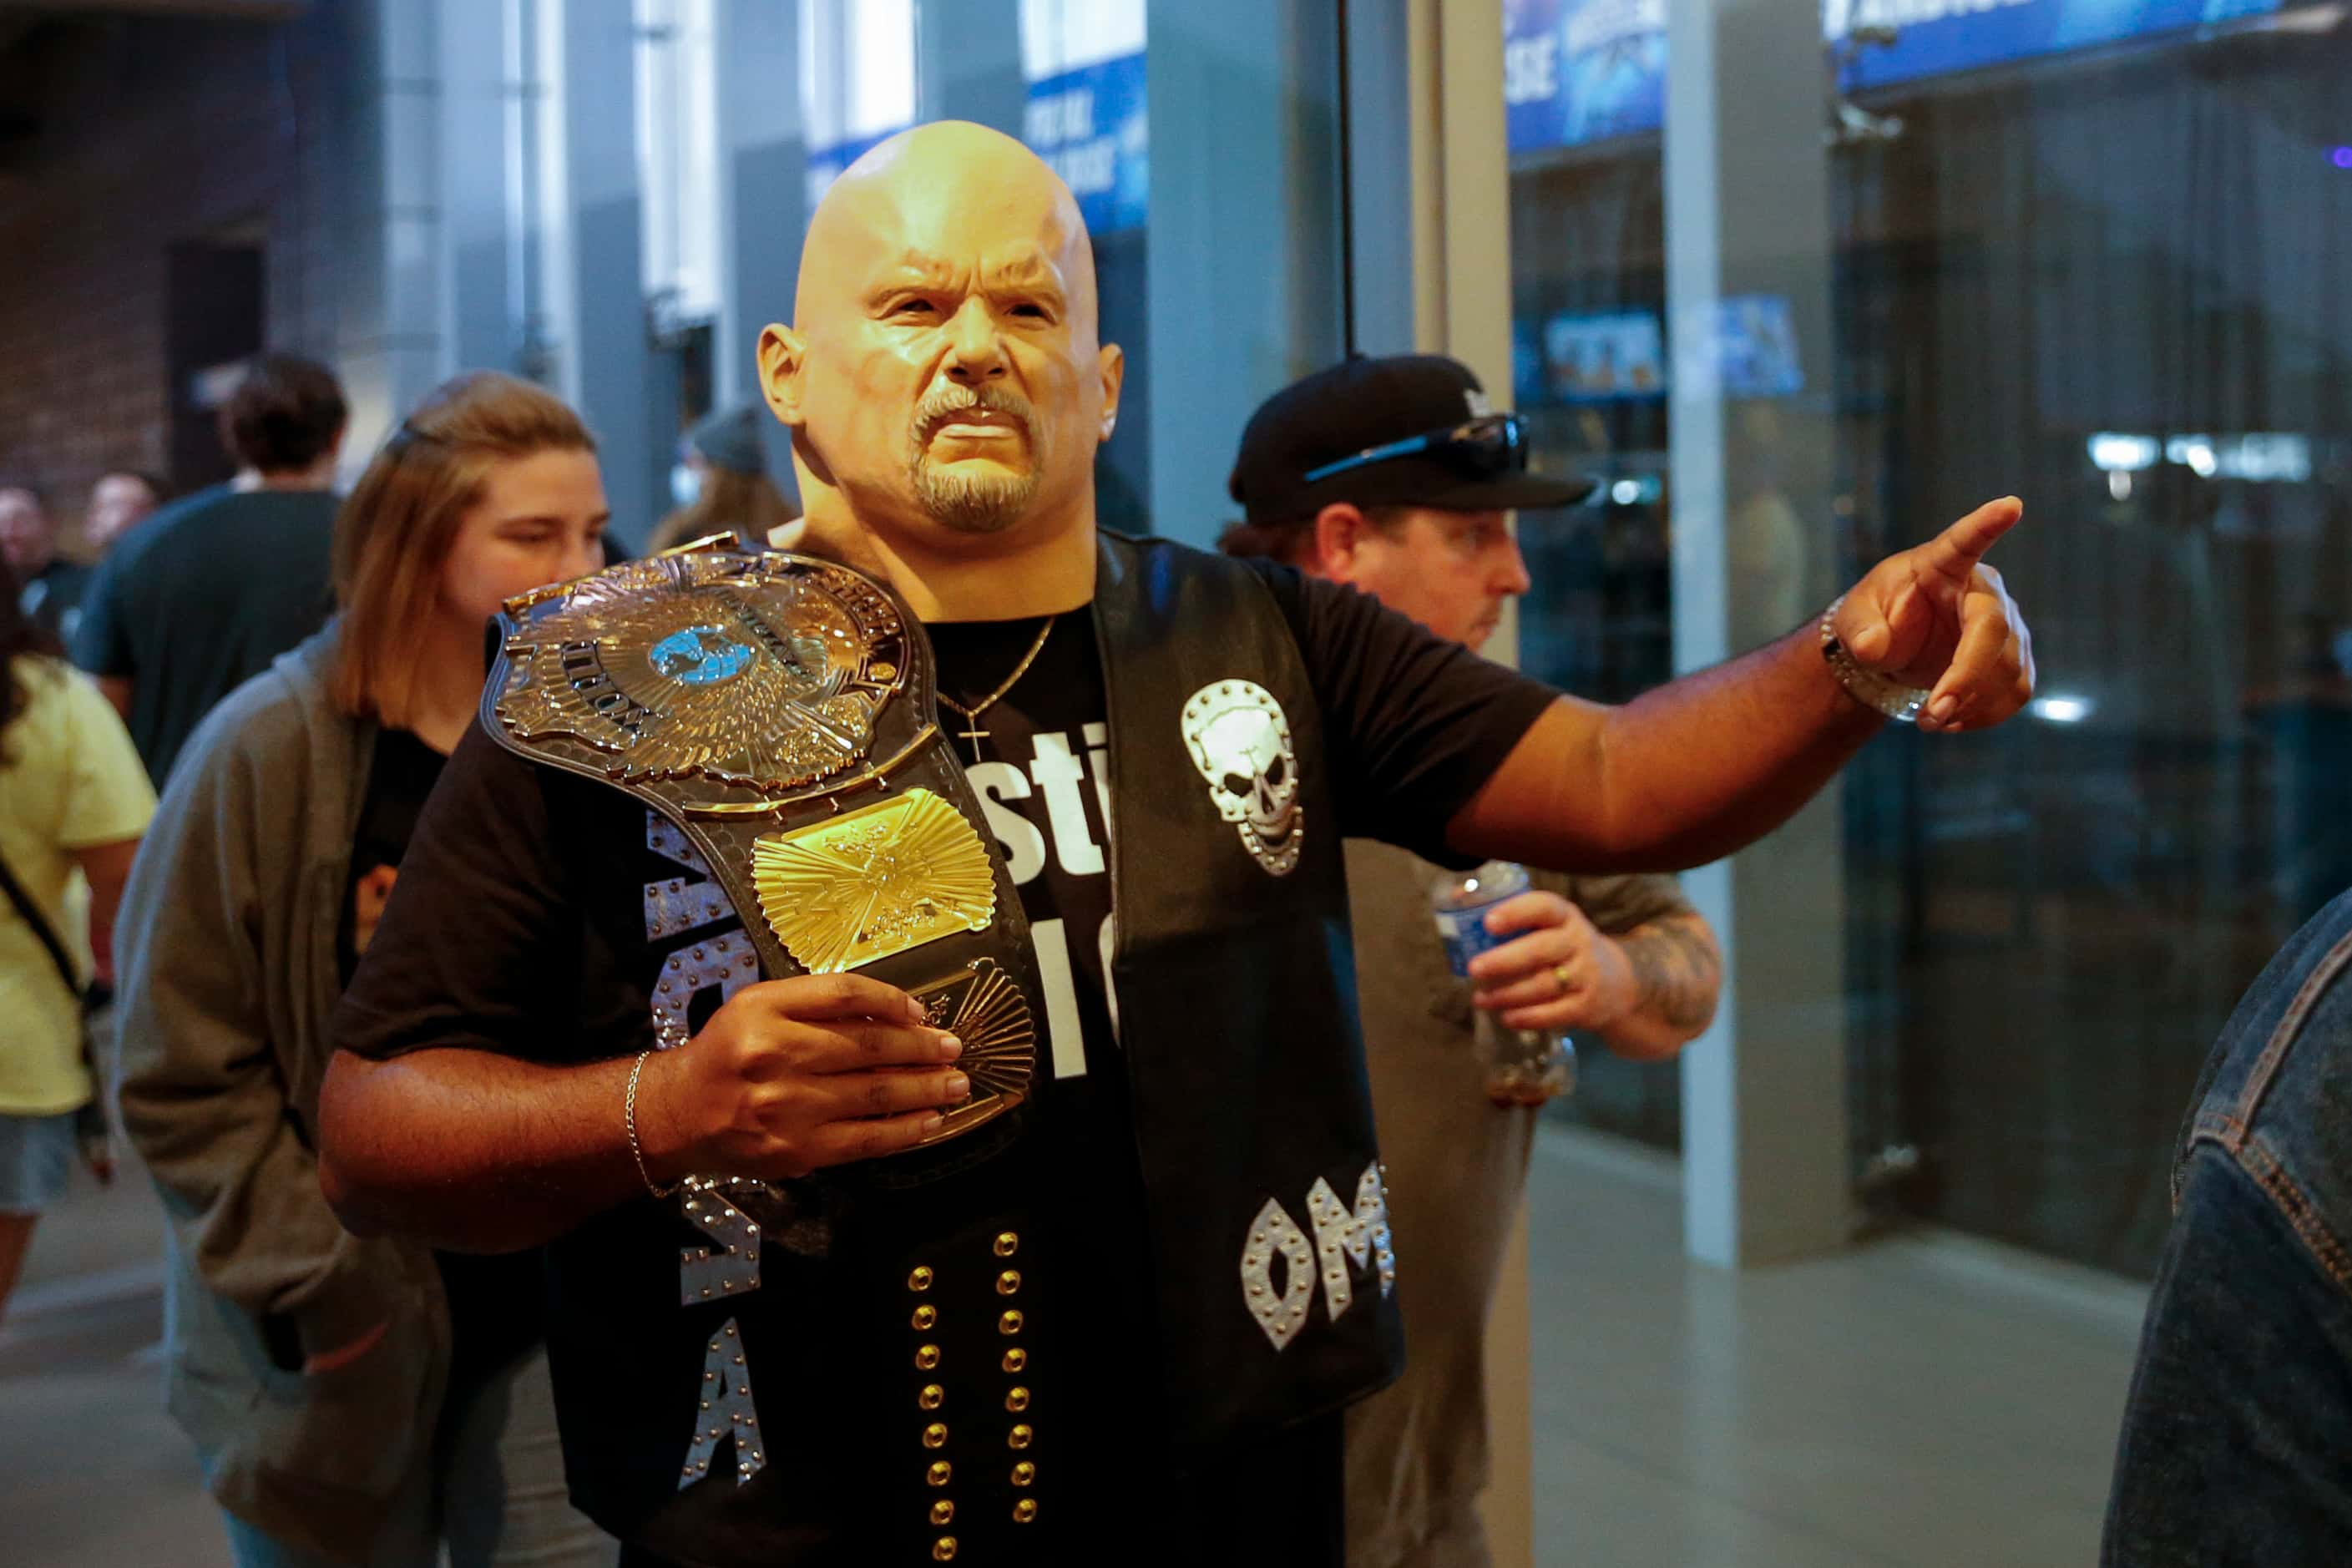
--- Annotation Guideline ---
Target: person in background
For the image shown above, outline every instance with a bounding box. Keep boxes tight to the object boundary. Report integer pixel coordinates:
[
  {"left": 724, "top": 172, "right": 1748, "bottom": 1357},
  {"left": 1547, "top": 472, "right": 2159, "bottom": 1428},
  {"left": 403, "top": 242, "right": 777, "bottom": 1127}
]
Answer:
[
  {"left": 2102, "top": 883, "right": 2352, "bottom": 1564},
  {"left": 646, "top": 402, "right": 802, "bottom": 554},
  {"left": 73, "top": 352, "right": 348, "bottom": 787},
  {"left": 1, "top": 483, "right": 91, "bottom": 644},
  {"left": 1221, "top": 353, "right": 1723, "bottom": 1568},
  {"left": 84, "top": 468, "right": 166, "bottom": 555},
  {"left": 0, "top": 556, "right": 153, "bottom": 1324},
  {"left": 111, "top": 372, "right": 617, "bottom": 1568}
]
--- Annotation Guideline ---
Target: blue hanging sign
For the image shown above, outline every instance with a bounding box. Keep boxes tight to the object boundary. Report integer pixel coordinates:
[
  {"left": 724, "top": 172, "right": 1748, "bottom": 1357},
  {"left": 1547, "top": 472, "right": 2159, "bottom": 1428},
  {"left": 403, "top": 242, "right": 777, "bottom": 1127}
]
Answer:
[
  {"left": 1506, "top": 0, "right": 1667, "bottom": 154},
  {"left": 1508, "top": 0, "right": 2282, "bottom": 154},
  {"left": 1024, "top": 50, "right": 1149, "bottom": 236},
  {"left": 1829, "top": 0, "right": 2280, "bottom": 90}
]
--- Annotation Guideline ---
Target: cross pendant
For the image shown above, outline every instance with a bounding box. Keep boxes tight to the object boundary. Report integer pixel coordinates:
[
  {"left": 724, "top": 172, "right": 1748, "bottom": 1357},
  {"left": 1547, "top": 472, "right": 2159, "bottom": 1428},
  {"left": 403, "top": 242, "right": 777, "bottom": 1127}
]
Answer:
[{"left": 958, "top": 722, "right": 989, "bottom": 763}]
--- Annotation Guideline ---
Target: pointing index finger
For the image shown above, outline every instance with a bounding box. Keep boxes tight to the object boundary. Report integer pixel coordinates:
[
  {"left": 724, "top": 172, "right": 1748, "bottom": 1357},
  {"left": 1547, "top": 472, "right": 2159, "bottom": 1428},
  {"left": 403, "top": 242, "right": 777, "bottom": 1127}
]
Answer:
[{"left": 1918, "top": 496, "right": 2022, "bottom": 579}]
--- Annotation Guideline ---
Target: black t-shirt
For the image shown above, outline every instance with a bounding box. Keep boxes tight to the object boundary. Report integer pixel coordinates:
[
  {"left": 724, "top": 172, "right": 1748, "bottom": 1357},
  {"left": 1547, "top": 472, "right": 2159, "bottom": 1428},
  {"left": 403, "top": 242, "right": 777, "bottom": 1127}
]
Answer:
[
  {"left": 924, "top": 613, "right": 1151, "bottom": 1531},
  {"left": 341, "top": 727, "right": 549, "bottom": 1390},
  {"left": 19, "top": 559, "right": 91, "bottom": 645},
  {"left": 334, "top": 557, "right": 1559, "bottom": 1564},
  {"left": 72, "top": 485, "right": 337, "bottom": 787}
]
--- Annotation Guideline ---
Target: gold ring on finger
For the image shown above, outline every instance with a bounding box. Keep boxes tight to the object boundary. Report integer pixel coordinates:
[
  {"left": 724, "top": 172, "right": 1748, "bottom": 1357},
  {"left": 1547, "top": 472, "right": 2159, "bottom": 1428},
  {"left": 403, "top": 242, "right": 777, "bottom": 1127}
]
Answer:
[{"left": 1553, "top": 963, "right": 1575, "bottom": 995}]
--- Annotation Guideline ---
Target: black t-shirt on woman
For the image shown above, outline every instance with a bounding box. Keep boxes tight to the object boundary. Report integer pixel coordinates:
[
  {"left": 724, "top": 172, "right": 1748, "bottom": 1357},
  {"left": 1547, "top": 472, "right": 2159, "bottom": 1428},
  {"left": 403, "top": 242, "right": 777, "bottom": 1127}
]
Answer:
[{"left": 341, "top": 726, "right": 547, "bottom": 1389}]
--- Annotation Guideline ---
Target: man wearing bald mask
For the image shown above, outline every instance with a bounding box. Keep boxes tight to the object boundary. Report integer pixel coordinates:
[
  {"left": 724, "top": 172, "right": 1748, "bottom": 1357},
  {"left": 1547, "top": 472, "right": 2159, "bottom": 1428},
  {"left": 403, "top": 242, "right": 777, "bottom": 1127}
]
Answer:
[{"left": 321, "top": 122, "right": 2036, "bottom": 1566}]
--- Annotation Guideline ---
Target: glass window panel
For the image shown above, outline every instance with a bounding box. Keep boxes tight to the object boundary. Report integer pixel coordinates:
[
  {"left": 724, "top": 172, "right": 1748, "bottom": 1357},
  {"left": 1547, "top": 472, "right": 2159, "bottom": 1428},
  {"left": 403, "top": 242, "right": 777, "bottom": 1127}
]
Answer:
[
  {"left": 635, "top": 0, "right": 721, "bottom": 328},
  {"left": 1511, "top": 0, "right": 2352, "bottom": 1272},
  {"left": 1505, "top": 0, "right": 1678, "bottom": 1150},
  {"left": 1835, "top": 18, "right": 2352, "bottom": 1275},
  {"left": 800, "top": 0, "right": 918, "bottom": 208},
  {"left": 1019, "top": 0, "right": 1146, "bottom": 78}
]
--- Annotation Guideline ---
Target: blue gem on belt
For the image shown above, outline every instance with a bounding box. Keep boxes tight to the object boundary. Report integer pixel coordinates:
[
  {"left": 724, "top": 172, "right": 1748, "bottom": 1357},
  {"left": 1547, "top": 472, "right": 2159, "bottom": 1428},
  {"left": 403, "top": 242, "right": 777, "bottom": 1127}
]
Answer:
[{"left": 651, "top": 625, "right": 756, "bottom": 686}]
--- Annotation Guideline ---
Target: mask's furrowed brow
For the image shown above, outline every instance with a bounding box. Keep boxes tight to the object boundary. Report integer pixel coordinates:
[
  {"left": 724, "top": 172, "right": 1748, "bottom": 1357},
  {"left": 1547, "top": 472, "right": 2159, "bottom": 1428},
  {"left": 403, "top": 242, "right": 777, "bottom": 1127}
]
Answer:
[
  {"left": 867, "top": 252, "right": 962, "bottom": 302},
  {"left": 983, "top": 250, "right": 1065, "bottom": 306}
]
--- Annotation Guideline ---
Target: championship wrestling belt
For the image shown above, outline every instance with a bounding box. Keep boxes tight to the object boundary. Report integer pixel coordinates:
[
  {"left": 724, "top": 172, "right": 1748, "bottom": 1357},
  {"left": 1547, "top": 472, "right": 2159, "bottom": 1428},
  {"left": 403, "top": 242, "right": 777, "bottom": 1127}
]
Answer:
[{"left": 482, "top": 540, "right": 1040, "bottom": 1175}]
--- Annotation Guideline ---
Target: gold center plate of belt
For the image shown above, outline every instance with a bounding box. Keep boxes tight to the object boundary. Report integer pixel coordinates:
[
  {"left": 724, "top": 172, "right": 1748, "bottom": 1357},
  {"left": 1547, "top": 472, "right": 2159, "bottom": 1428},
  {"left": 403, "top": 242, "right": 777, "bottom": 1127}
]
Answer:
[{"left": 752, "top": 790, "right": 996, "bottom": 974}]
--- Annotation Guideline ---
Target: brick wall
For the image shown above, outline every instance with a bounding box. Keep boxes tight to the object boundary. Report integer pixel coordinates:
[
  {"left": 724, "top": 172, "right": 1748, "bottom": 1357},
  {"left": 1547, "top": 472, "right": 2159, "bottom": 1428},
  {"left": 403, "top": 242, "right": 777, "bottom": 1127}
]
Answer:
[{"left": 0, "top": 10, "right": 372, "bottom": 558}]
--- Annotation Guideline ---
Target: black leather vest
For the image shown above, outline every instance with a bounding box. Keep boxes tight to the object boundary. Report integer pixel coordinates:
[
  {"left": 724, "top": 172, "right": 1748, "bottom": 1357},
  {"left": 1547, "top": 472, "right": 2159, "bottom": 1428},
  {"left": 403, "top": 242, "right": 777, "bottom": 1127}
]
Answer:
[{"left": 1093, "top": 531, "right": 1404, "bottom": 1444}]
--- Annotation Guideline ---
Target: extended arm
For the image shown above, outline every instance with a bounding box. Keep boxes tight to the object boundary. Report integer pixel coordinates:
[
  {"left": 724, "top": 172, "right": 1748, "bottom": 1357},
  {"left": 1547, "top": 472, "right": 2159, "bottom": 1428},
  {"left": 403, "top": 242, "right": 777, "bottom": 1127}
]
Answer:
[{"left": 1449, "top": 498, "right": 2033, "bottom": 872}]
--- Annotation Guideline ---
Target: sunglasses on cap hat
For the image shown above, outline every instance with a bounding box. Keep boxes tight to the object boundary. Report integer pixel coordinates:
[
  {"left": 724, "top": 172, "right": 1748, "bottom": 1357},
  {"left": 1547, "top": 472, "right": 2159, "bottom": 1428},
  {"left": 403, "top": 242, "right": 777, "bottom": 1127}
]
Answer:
[{"left": 1302, "top": 412, "right": 1529, "bottom": 486}]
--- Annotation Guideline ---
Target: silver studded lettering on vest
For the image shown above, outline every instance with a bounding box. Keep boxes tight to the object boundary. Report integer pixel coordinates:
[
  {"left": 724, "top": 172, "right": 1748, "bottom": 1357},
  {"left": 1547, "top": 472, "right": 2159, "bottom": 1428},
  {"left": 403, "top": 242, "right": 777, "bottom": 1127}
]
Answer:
[
  {"left": 1239, "top": 1196, "right": 1318, "bottom": 1351},
  {"left": 1304, "top": 1163, "right": 1398, "bottom": 1323}
]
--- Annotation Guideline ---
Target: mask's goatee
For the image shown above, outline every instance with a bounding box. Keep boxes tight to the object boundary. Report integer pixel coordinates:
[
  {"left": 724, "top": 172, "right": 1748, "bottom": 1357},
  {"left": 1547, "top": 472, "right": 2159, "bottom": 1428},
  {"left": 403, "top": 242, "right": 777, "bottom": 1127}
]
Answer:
[{"left": 908, "top": 386, "right": 1043, "bottom": 534}]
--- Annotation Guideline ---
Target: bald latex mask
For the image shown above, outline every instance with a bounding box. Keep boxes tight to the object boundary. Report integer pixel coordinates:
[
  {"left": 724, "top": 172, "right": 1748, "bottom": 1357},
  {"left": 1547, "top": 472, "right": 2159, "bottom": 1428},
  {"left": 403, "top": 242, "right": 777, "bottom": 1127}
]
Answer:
[{"left": 758, "top": 122, "right": 1123, "bottom": 579}]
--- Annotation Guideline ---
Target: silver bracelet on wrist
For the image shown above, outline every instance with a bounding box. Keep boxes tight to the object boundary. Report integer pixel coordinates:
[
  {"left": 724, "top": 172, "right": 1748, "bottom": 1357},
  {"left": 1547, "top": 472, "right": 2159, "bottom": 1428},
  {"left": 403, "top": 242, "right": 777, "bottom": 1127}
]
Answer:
[
  {"left": 1819, "top": 594, "right": 1930, "bottom": 724},
  {"left": 625, "top": 1048, "right": 680, "bottom": 1199}
]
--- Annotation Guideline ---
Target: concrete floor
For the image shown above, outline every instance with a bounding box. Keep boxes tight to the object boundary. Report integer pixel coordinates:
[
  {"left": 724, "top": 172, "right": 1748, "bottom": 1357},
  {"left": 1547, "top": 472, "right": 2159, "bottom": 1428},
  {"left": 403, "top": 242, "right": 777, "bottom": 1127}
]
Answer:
[
  {"left": 1525, "top": 1130, "right": 2147, "bottom": 1567},
  {"left": 2, "top": 1157, "right": 220, "bottom": 1567},
  {"left": 3, "top": 1130, "right": 2146, "bottom": 1566}
]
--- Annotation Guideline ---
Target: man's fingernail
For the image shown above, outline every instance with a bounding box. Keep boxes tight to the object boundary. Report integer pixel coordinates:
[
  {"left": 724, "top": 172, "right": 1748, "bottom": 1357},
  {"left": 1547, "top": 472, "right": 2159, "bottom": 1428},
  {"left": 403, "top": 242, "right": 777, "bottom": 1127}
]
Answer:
[
  {"left": 945, "top": 1073, "right": 971, "bottom": 1102},
  {"left": 923, "top": 1113, "right": 946, "bottom": 1134},
  {"left": 1930, "top": 695, "right": 1958, "bottom": 721},
  {"left": 938, "top": 1034, "right": 964, "bottom": 1058},
  {"left": 905, "top": 996, "right": 928, "bottom": 1024}
]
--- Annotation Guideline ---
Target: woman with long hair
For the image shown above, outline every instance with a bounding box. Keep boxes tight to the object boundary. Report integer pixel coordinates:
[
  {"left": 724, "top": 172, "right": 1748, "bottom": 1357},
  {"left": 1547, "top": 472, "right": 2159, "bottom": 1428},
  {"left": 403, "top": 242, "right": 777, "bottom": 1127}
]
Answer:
[
  {"left": 0, "top": 556, "right": 151, "bottom": 1321},
  {"left": 647, "top": 402, "right": 801, "bottom": 553},
  {"left": 113, "top": 372, "right": 616, "bottom": 1567}
]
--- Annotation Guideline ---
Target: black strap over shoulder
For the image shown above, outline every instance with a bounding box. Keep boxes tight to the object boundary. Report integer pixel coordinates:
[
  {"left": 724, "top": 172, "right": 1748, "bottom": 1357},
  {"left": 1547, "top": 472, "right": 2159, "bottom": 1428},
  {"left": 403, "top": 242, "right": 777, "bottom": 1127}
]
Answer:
[
  {"left": 0, "top": 845, "right": 80, "bottom": 1001},
  {"left": 1091, "top": 530, "right": 1404, "bottom": 1448}
]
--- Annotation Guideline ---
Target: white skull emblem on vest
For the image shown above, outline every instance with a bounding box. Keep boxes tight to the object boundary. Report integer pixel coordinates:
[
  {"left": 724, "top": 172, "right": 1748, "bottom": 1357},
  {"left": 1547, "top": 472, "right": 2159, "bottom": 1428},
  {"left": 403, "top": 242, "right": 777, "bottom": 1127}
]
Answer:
[{"left": 1181, "top": 680, "right": 1303, "bottom": 877}]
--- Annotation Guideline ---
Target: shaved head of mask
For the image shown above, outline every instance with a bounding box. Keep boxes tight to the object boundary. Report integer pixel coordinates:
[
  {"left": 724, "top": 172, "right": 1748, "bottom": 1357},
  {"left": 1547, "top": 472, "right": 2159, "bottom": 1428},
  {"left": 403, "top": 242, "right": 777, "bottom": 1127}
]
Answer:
[{"left": 757, "top": 122, "right": 1123, "bottom": 609}]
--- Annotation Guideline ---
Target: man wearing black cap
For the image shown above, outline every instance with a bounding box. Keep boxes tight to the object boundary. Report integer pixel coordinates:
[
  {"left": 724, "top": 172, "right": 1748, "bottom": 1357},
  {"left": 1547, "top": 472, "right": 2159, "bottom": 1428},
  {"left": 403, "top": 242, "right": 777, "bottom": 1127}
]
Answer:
[
  {"left": 1221, "top": 352, "right": 1593, "bottom": 647},
  {"left": 1223, "top": 354, "right": 1724, "bottom": 1568}
]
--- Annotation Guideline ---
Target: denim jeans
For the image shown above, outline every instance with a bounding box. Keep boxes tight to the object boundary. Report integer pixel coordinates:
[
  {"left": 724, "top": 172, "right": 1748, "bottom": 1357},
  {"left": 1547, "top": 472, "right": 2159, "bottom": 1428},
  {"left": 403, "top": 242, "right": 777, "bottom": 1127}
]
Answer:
[
  {"left": 213, "top": 1342, "right": 616, "bottom": 1568},
  {"left": 2103, "top": 888, "right": 2352, "bottom": 1565}
]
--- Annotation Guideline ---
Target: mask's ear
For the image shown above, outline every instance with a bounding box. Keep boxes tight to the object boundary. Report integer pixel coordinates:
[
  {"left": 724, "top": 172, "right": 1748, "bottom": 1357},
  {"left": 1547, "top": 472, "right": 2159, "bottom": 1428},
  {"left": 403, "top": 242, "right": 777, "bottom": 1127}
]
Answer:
[
  {"left": 1095, "top": 341, "right": 1126, "bottom": 443},
  {"left": 757, "top": 324, "right": 808, "bottom": 430}
]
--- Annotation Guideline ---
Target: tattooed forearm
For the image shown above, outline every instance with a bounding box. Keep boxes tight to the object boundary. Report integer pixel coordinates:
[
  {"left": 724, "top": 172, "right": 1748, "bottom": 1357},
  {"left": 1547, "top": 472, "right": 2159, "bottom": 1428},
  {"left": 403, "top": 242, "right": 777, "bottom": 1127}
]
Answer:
[{"left": 1620, "top": 913, "right": 1722, "bottom": 1037}]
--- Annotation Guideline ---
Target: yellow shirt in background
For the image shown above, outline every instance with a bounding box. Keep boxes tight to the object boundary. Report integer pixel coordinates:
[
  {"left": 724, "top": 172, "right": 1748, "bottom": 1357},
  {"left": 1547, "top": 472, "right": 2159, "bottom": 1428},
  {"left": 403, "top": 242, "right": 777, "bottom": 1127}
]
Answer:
[{"left": 0, "top": 656, "right": 156, "bottom": 1115}]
